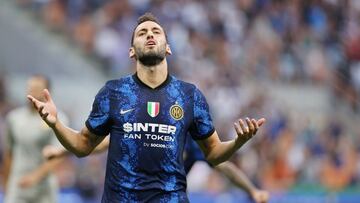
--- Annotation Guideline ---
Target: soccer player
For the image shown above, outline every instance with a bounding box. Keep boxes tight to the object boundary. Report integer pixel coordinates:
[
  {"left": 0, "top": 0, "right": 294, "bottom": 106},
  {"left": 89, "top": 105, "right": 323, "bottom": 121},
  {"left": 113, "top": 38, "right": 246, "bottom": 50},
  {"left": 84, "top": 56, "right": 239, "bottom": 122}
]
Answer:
[
  {"left": 27, "top": 13, "right": 266, "bottom": 202},
  {"left": 2, "top": 75, "right": 67, "bottom": 203}
]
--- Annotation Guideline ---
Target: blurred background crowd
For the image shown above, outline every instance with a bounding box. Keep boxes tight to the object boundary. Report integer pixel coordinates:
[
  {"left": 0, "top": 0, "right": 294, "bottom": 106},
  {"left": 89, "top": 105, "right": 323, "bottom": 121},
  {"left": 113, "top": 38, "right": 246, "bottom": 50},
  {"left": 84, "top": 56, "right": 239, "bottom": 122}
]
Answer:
[{"left": 1, "top": 0, "right": 360, "bottom": 202}]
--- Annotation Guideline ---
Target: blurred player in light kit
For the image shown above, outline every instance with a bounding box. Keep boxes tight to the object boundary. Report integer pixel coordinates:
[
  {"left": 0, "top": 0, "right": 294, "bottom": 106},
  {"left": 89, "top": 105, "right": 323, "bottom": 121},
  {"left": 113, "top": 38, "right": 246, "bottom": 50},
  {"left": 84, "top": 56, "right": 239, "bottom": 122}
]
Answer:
[{"left": 2, "top": 75, "right": 67, "bottom": 203}]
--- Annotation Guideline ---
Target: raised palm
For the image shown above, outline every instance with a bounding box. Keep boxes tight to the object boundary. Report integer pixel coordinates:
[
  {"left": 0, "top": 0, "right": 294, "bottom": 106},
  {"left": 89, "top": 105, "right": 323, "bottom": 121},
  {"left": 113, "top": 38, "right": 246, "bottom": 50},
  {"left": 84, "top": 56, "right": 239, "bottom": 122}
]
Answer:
[
  {"left": 234, "top": 117, "right": 266, "bottom": 144},
  {"left": 27, "top": 89, "right": 58, "bottom": 128}
]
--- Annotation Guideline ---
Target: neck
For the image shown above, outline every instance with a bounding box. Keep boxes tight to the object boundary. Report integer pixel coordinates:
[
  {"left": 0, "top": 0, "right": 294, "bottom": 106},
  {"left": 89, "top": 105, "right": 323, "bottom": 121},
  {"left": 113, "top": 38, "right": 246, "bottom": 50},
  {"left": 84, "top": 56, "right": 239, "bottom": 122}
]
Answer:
[{"left": 136, "top": 59, "right": 168, "bottom": 89}]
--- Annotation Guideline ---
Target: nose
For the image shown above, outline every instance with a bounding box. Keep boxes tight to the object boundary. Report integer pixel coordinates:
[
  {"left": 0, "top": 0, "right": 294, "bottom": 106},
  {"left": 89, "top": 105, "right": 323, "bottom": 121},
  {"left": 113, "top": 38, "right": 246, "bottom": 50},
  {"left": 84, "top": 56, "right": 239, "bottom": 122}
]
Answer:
[{"left": 147, "top": 31, "right": 154, "bottom": 39}]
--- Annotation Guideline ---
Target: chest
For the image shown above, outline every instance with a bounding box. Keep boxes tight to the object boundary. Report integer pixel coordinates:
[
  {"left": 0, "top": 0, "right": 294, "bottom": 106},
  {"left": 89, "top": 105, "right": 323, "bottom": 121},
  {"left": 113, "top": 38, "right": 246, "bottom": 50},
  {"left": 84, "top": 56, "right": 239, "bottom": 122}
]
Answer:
[{"left": 109, "top": 88, "right": 193, "bottom": 128}]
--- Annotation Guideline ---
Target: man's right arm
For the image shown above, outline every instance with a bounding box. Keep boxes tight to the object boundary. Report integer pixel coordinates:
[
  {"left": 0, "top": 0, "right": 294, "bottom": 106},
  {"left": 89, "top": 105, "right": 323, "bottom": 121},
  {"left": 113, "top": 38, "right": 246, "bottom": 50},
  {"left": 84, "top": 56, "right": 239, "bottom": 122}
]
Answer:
[
  {"left": 43, "top": 136, "right": 110, "bottom": 160},
  {"left": 51, "top": 122, "right": 105, "bottom": 157}
]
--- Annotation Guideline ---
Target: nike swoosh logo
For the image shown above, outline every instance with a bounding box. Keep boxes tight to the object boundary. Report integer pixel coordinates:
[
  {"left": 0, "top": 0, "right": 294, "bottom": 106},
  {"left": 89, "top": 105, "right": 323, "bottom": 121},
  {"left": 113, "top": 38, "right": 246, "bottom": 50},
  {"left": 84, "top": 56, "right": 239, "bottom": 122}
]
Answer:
[{"left": 120, "top": 108, "right": 134, "bottom": 115}]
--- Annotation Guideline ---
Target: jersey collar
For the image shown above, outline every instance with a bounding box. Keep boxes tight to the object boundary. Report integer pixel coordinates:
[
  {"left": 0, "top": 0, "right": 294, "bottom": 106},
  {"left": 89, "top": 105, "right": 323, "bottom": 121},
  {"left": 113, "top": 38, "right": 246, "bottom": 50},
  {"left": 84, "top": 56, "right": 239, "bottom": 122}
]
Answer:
[{"left": 132, "top": 72, "right": 172, "bottom": 90}]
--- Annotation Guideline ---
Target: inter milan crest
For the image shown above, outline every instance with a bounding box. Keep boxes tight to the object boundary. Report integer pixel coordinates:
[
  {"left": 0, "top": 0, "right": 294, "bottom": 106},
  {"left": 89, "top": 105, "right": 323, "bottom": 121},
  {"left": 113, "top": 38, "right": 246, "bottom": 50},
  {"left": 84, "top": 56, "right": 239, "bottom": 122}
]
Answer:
[
  {"left": 147, "top": 102, "right": 160, "bottom": 117},
  {"left": 170, "top": 103, "right": 183, "bottom": 120}
]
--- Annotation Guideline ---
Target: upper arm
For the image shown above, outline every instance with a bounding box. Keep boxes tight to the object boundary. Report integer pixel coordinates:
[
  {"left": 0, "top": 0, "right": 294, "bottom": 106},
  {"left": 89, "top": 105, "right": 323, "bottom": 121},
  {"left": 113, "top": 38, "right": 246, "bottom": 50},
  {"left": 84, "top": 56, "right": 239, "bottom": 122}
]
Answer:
[
  {"left": 92, "top": 136, "right": 110, "bottom": 154},
  {"left": 80, "top": 126, "right": 106, "bottom": 154},
  {"left": 196, "top": 130, "right": 221, "bottom": 158}
]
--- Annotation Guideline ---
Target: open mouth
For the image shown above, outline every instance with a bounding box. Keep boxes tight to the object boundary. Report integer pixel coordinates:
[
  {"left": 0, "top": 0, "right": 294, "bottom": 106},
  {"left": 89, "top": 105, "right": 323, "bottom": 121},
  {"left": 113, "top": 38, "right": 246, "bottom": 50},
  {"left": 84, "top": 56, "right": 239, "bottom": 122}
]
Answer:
[{"left": 146, "top": 40, "right": 156, "bottom": 46}]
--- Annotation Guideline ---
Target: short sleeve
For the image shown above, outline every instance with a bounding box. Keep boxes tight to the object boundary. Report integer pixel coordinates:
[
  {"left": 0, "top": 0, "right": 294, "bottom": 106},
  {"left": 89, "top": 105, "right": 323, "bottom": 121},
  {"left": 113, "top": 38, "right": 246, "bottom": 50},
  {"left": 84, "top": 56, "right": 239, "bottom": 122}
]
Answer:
[
  {"left": 85, "top": 84, "right": 111, "bottom": 136},
  {"left": 189, "top": 88, "right": 215, "bottom": 140}
]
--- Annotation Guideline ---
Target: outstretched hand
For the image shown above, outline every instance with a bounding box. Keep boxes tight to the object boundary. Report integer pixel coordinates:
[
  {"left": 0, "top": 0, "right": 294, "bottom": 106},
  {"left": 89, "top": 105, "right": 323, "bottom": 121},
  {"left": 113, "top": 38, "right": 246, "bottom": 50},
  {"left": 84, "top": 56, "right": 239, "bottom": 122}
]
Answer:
[
  {"left": 27, "top": 89, "right": 58, "bottom": 128},
  {"left": 234, "top": 117, "right": 266, "bottom": 145}
]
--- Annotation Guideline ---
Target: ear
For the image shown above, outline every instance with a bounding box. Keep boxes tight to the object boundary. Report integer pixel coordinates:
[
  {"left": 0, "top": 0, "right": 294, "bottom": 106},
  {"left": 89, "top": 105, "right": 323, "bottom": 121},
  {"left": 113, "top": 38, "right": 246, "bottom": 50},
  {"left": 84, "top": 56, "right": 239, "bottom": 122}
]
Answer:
[
  {"left": 166, "top": 44, "right": 172, "bottom": 55},
  {"left": 129, "top": 47, "right": 136, "bottom": 58}
]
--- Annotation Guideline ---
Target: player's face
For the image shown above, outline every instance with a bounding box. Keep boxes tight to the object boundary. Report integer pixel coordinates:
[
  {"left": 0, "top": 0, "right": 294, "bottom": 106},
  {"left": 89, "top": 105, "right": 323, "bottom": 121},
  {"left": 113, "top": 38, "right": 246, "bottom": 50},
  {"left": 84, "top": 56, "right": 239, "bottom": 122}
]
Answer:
[
  {"left": 27, "top": 77, "right": 47, "bottom": 102},
  {"left": 130, "top": 21, "right": 171, "bottom": 66}
]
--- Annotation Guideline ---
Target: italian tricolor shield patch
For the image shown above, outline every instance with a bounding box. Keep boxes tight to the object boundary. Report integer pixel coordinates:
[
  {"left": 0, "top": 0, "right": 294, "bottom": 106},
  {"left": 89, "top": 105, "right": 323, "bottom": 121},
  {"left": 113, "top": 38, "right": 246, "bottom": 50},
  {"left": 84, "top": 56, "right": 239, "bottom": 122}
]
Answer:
[{"left": 147, "top": 102, "right": 160, "bottom": 117}]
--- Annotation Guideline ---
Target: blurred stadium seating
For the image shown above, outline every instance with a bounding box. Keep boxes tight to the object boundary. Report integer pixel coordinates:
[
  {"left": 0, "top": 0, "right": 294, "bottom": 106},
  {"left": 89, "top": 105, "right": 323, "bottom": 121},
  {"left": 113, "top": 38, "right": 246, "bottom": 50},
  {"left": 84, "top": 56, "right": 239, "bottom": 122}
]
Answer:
[{"left": 1, "top": 0, "right": 360, "bottom": 202}]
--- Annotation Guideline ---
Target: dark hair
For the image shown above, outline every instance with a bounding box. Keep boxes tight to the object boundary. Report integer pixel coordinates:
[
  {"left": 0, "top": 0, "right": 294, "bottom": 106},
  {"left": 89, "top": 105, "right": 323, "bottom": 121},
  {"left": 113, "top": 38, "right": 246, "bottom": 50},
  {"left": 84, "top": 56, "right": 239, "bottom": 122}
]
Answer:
[
  {"left": 31, "top": 74, "right": 51, "bottom": 90},
  {"left": 131, "top": 12, "right": 168, "bottom": 46}
]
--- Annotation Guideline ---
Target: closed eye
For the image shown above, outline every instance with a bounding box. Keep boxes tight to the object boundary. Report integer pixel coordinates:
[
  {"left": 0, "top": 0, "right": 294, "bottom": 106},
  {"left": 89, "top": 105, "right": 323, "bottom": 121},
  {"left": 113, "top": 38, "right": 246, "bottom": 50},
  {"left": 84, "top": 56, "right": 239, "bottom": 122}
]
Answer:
[
  {"left": 152, "top": 28, "right": 161, "bottom": 34},
  {"left": 137, "top": 28, "right": 147, "bottom": 36}
]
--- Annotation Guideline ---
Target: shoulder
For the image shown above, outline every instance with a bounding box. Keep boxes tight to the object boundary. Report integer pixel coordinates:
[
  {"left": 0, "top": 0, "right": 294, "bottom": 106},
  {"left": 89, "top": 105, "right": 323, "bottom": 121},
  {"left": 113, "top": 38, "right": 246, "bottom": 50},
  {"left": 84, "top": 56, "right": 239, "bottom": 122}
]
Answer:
[
  {"left": 103, "top": 75, "right": 135, "bottom": 92},
  {"left": 104, "top": 75, "right": 132, "bottom": 88},
  {"left": 170, "top": 76, "right": 197, "bottom": 92}
]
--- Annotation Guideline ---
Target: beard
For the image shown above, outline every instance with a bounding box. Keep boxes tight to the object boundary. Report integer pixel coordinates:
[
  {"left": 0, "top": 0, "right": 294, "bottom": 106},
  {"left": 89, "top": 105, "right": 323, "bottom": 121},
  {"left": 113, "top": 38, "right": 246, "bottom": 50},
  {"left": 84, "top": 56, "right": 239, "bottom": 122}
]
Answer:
[{"left": 135, "top": 44, "right": 166, "bottom": 67}]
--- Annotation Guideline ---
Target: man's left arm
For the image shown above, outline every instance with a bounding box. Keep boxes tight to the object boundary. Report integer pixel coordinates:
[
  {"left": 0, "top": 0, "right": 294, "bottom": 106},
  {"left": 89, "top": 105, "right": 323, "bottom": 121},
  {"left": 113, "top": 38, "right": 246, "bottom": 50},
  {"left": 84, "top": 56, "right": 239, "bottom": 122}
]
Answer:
[{"left": 196, "top": 117, "right": 265, "bottom": 166}]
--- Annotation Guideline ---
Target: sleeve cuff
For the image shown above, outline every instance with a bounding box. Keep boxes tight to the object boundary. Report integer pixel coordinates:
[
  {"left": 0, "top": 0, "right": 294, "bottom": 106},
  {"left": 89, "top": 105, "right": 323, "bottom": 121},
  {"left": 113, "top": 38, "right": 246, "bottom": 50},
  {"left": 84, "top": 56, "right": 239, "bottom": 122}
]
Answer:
[
  {"left": 85, "top": 120, "right": 108, "bottom": 137},
  {"left": 192, "top": 128, "right": 215, "bottom": 140}
]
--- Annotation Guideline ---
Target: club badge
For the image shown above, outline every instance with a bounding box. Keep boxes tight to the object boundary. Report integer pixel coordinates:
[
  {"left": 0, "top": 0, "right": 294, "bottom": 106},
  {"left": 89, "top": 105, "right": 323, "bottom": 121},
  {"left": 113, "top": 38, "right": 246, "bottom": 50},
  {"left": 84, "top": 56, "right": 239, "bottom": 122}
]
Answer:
[{"left": 170, "top": 103, "right": 183, "bottom": 120}]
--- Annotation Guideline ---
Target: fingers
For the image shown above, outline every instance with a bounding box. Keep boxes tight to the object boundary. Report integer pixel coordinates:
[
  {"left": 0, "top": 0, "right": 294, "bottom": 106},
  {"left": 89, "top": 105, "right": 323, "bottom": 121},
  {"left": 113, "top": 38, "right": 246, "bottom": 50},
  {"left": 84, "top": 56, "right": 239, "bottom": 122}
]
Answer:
[
  {"left": 39, "top": 106, "right": 45, "bottom": 117},
  {"left": 234, "top": 122, "right": 243, "bottom": 135},
  {"left": 246, "top": 117, "right": 255, "bottom": 133},
  {"left": 234, "top": 117, "right": 266, "bottom": 137},
  {"left": 27, "top": 95, "right": 42, "bottom": 110},
  {"left": 43, "top": 89, "right": 52, "bottom": 102},
  {"left": 238, "top": 119, "right": 247, "bottom": 134},
  {"left": 257, "top": 118, "right": 266, "bottom": 127},
  {"left": 42, "top": 112, "right": 49, "bottom": 120},
  {"left": 252, "top": 118, "right": 258, "bottom": 134},
  {"left": 27, "top": 94, "right": 48, "bottom": 118},
  {"left": 38, "top": 106, "right": 49, "bottom": 120}
]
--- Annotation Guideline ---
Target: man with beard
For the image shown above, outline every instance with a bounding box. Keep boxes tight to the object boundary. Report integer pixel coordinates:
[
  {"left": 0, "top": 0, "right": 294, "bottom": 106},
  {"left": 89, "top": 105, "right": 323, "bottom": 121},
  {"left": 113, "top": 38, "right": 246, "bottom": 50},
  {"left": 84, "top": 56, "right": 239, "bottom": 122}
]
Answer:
[{"left": 27, "top": 13, "right": 266, "bottom": 202}]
